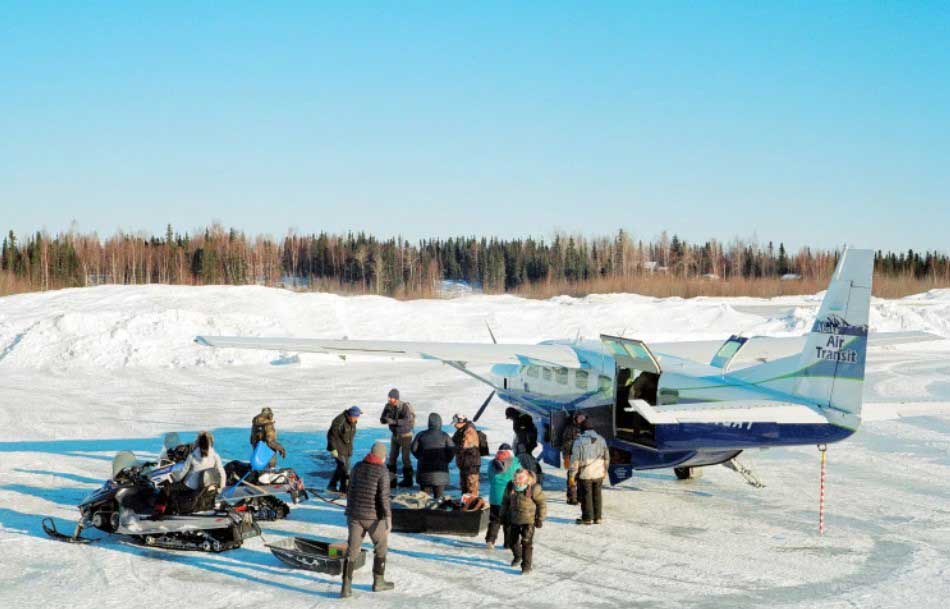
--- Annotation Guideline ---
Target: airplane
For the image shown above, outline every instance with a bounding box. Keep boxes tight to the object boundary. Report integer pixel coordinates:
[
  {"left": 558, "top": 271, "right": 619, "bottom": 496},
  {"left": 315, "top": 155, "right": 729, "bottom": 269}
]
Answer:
[{"left": 195, "top": 249, "right": 948, "bottom": 486}]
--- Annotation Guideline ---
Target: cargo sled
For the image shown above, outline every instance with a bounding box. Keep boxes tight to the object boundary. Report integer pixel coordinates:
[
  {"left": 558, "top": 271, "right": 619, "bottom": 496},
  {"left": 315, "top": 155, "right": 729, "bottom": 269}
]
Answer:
[
  {"left": 390, "top": 494, "right": 489, "bottom": 537},
  {"left": 266, "top": 536, "right": 366, "bottom": 576}
]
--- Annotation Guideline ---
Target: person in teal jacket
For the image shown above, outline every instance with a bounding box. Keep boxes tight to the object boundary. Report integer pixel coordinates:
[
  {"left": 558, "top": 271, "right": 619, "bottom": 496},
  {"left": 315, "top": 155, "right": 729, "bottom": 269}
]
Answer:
[{"left": 485, "top": 443, "right": 516, "bottom": 550}]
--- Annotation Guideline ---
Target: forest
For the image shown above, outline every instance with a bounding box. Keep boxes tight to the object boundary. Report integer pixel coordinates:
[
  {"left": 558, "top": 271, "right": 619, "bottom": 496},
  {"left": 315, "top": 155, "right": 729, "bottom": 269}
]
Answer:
[{"left": 2, "top": 224, "right": 948, "bottom": 298}]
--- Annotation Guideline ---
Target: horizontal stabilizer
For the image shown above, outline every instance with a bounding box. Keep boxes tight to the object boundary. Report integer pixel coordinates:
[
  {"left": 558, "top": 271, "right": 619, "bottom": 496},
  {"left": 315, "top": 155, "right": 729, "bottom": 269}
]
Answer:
[{"left": 628, "top": 398, "right": 827, "bottom": 425}]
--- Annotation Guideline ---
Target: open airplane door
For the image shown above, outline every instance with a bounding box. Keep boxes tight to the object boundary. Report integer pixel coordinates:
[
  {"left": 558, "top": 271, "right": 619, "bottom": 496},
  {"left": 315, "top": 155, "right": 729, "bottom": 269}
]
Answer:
[{"left": 599, "top": 335, "right": 662, "bottom": 375}]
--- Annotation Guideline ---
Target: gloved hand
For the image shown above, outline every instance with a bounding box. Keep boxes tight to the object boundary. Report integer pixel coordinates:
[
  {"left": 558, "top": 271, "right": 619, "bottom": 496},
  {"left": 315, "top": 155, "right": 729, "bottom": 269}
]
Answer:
[
  {"left": 534, "top": 519, "right": 543, "bottom": 529},
  {"left": 278, "top": 447, "right": 287, "bottom": 458},
  {"left": 330, "top": 449, "right": 339, "bottom": 459}
]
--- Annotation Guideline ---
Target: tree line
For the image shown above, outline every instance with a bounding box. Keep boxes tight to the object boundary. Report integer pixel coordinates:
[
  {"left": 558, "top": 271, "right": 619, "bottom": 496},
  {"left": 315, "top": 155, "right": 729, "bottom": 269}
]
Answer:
[{"left": 2, "top": 225, "right": 948, "bottom": 297}]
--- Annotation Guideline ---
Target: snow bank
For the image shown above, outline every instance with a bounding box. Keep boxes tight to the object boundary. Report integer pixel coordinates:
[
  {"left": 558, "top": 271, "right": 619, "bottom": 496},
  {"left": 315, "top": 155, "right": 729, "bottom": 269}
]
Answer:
[{"left": 0, "top": 284, "right": 948, "bottom": 370}]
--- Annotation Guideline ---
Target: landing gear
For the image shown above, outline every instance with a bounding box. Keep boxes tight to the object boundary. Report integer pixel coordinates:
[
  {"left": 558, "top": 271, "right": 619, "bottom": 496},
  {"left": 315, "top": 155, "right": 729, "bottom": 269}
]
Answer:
[
  {"left": 674, "top": 467, "right": 701, "bottom": 480},
  {"left": 723, "top": 457, "right": 766, "bottom": 488}
]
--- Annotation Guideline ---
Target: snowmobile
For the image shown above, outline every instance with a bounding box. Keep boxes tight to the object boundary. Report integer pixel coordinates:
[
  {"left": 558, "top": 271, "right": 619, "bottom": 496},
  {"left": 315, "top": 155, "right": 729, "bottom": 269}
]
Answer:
[
  {"left": 43, "top": 451, "right": 260, "bottom": 552},
  {"left": 222, "top": 459, "right": 309, "bottom": 521}
]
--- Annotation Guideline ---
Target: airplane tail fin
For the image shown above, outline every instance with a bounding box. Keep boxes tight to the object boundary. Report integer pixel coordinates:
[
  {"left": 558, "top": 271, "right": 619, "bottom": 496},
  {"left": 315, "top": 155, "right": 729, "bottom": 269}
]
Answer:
[{"left": 791, "top": 248, "right": 873, "bottom": 429}]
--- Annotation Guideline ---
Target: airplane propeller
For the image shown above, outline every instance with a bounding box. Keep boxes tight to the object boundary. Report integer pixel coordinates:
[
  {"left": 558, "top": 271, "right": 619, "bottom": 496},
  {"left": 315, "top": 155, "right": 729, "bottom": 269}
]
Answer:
[{"left": 473, "top": 390, "right": 495, "bottom": 422}]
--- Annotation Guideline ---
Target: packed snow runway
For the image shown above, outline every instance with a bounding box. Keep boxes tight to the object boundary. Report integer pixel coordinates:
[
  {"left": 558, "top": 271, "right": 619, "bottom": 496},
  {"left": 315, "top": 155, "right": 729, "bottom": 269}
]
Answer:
[{"left": 2, "top": 286, "right": 950, "bottom": 608}]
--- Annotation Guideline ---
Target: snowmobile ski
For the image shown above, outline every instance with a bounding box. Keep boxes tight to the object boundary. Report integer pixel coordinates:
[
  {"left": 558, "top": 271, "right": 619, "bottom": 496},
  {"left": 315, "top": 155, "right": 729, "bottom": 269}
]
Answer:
[{"left": 41, "top": 518, "right": 96, "bottom": 544}]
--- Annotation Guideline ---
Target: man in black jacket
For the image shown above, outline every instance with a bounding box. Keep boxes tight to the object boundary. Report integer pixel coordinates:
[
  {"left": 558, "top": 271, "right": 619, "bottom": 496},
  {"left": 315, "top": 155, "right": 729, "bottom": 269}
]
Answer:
[
  {"left": 506, "top": 407, "right": 541, "bottom": 476},
  {"left": 411, "top": 412, "right": 455, "bottom": 498},
  {"left": 342, "top": 441, "right": 394, "bottom": 598},
  {"left": 380, "top": 388, "right": 416, "bottom": 488},
  {"left": 326, "top": 405, "right": 361, "bottom": 494}
]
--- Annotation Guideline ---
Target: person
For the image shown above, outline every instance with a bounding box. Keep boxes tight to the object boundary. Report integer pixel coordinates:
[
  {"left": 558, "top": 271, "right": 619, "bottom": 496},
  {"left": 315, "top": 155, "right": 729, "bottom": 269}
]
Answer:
[
  {"left": 155, "top": 431, "right": 226, "bottom": 517},
  {"left": 342, "top": 441, "right": 394, "bottom": 598},
  {"left": 250, "top": 407, "right": 287, "bottom": 468},
  {"left": 379, "top": 388, "right": 415, "bottom": 487},
  {"left": 410, "top": 412, "right": 454, "bottom": 498},
  {"left": 569, "top": 419, "right": 610, "bottom": 525},
  {"left": 506, "top": 407, "right": 541, "bottom": 476},
  {"left": 557, "top": 412, "right": 586, "bottom": 505},
  {"left": 326, "top": 405, "right": 361, "bottom": 494},
  {"left": 485, "top": 443, "right": 516, "bottom": 550},
  {"left": 451, "top": 413, "right": 481, "bottom": 496},
  {"left": 499, "top": 467, "right": 546, "bottom": 575}
]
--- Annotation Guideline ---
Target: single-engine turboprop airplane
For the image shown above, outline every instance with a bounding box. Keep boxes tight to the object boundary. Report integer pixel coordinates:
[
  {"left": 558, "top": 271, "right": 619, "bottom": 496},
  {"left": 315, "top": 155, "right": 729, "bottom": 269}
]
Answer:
[{"left": 196, "top": 249, "right": 945, "bottom": 485}]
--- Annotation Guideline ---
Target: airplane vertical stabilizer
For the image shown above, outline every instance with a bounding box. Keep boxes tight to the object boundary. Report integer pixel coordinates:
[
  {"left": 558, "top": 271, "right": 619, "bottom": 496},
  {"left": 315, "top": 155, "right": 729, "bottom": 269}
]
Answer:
[{"left": 792, "top": 248, "right": 873, "bottom": 429}]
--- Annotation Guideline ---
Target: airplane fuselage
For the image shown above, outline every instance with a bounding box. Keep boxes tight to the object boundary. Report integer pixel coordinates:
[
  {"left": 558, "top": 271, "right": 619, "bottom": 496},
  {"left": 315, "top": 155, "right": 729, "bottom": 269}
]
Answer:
[{"left": 487, "top": 339, "right": 854, "bottom": 478}]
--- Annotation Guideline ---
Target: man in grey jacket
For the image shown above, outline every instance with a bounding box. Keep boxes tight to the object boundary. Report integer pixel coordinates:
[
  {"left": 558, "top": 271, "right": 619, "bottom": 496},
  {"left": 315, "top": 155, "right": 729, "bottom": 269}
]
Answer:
[
  {"left": 342, "top": 441, "right": 394, "bottom": 598},
  {"left": 569, "top": 419, "right": 610, "bottom": 525},
  {"left": 380, "top": 388, "right": 416, "bottom": 488}
]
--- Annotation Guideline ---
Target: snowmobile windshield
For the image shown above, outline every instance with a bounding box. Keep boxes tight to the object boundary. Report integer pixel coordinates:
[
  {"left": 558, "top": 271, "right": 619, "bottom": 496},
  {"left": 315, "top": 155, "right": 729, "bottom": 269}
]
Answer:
[{"left": 112, "top": 451, "right": 139, "bottom": 479}]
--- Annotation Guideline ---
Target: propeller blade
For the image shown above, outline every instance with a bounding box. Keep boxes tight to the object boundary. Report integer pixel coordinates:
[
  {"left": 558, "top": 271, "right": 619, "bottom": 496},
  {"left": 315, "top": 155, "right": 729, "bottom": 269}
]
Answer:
[{"left": 473, "top": 390, "right": 495, "bottom": 422}]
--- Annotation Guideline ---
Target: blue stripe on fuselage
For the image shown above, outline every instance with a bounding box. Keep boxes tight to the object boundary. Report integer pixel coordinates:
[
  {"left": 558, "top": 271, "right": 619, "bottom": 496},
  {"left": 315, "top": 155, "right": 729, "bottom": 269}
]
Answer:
[{"left": 655, "top": 422, "right": 854, "bottom": 451}]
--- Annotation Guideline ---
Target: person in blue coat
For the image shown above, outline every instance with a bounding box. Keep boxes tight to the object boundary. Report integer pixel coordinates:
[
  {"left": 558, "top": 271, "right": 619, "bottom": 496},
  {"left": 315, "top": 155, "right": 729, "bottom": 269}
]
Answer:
[{"left": 485, "top": 443, "right": 517, "bottom": 550}]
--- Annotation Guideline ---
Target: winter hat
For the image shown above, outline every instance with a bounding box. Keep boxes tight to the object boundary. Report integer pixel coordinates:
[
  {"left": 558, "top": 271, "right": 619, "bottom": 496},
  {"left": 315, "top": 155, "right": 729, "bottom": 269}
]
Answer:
[
  {"left": 371, "top": 441, "right": 387, "bottom": 459},
  {"left": 498, "top": 442, "right": 512, "bottom": 451},
  {"left": 388, "top": 388, "right": 400, "bottom": 399},
  {"left": 452, "top": 413, "right": 468, "bottom": 425},
  {"left": 261, "top": 407, "right": 274, "bottom": 418},
  {"left": 505, "top": 407, "right": 519, "bottom": 420},
  {"left": 346, "top": 405, "right": 363, "bottom": 417}
]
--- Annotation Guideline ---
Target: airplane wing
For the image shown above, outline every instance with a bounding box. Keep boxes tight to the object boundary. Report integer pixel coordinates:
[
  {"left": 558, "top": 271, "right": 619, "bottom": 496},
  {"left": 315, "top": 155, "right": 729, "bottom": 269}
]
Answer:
[
  {"left": 194, "top": 336, "right": 581, "bottom": 368},
  {"left": 653, "top": 331, "right": 945, "bottom": 367}
]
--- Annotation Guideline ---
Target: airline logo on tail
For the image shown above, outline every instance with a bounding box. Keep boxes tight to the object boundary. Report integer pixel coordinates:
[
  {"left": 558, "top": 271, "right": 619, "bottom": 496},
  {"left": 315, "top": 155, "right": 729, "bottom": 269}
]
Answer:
[{"left": 812, "top": 314, "right": 867, "bottom": 364}]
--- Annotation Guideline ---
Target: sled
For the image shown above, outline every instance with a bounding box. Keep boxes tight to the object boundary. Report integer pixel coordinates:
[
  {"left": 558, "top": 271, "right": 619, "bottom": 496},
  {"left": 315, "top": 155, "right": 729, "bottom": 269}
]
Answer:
[
  {"left": 391, "top": 505, "right": 489, "bottom": 537},
  {"left": 266, "top": 536, "right": 366, "bottom": 576}
]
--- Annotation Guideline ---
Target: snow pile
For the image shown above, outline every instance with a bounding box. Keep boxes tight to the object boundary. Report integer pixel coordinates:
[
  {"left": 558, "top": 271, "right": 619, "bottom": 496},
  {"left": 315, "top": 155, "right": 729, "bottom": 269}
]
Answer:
[{"left": 0, "top": 284, "right": 948, "bottom": 371}]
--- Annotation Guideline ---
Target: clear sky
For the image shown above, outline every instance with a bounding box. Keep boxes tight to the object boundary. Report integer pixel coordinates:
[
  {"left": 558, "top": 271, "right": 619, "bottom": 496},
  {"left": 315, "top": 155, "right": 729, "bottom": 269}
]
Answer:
[{"left": 2, "top": 1, "right": 948, "bottom": 251}]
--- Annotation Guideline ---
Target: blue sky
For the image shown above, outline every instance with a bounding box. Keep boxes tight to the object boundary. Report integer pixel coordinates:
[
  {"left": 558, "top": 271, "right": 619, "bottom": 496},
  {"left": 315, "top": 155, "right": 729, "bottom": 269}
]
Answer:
[{"left": 2, "top": 2, "right": 948, "bottom": 251}]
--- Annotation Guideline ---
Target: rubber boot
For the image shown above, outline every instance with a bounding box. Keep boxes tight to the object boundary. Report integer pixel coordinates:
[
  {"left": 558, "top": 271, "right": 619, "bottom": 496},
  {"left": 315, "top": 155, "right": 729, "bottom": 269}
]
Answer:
[
  {"left": 372, "top": 556, "right": 395, "bottom": 592},
  {"left": 397, "top": 469, "right": 414, "bottom": 488},
  {"left": 340, "top": 559, "right": 354, "bottom": 598},
  {"left": 521, "top": 544, "right": 533, "bottom": 574},
  {"left": 510, "top": 545, "right": 522, "bottom": 568}
]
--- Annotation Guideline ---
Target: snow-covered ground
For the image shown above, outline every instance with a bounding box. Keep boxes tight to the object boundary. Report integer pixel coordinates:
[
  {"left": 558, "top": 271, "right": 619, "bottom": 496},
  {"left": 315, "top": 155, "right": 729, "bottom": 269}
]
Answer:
[{"left": 1, "top": 285, "right": 950, "bottom": 609}]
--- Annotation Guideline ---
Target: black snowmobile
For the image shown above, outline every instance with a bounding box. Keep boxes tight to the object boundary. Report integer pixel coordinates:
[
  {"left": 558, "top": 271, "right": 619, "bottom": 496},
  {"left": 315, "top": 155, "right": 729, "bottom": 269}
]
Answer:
[
  {"left": 43, "top": 451, "right": 260, "bottom": 552},
  {"left": 155, "top": 433, "right": 307, "bottom": 521},
  {"left": 222, "top": 460, "right": 309, "bottom": 521}
]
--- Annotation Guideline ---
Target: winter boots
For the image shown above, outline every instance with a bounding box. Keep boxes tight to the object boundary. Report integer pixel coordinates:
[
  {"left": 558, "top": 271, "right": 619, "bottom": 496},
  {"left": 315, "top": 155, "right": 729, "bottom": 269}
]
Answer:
[
  {"left": 521, "top": 545, "right": 534, "bottom": 575},
  {"left": 340, "top": 559, "right": 355, "bottom": 598},
  {"left": 372, "top": 556, "right": 394, "bottom": 592},
  {"left": 340, "top": 556, "right": 393, "bottom": 598},
  {"left": 397, "top": 469, "right": 414, "bottom": 488}
]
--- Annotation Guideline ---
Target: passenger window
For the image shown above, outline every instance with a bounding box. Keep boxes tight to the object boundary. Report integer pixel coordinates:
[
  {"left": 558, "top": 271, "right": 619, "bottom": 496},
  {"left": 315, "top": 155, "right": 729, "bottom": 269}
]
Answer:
[
  {"left": 555, "top": 368, "right": 568, "bottom": 385},
  {"left": 598, "top": 375, "right": 613, "bottom": 395},
  {"left": 575, "top": 369, "right": 589, "bottom": 390},
  {"left": 527, "top": 366, "right": 539, "bottom": 378},
  {"left": 542, "top": 368, "right": 552, "bottom": 381}
]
